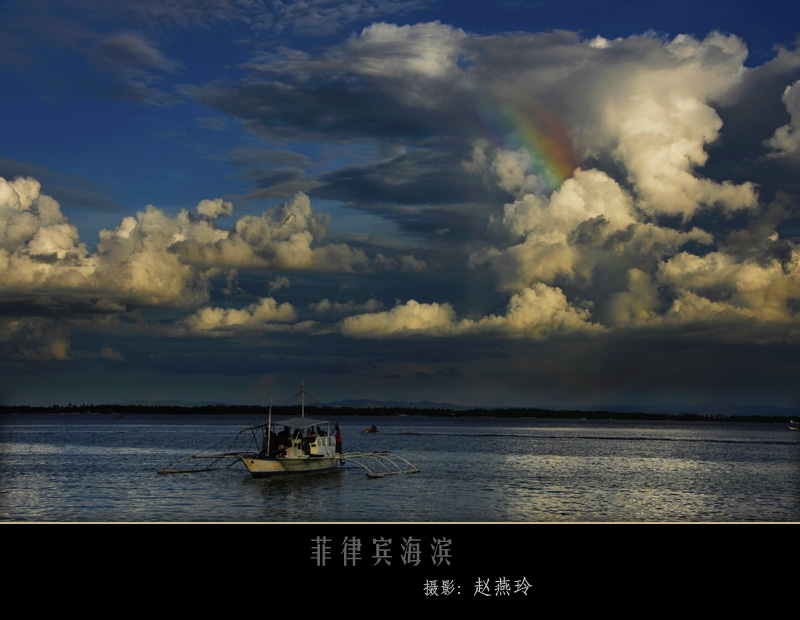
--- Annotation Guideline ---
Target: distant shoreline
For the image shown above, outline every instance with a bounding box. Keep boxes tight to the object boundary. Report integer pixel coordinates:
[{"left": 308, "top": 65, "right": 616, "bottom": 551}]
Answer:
[{"left": 0, "top": 403, "right": 795, "bottom": 424}]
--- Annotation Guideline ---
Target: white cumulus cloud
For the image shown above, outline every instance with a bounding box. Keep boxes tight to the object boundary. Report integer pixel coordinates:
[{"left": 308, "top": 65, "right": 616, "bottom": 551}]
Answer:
[
  {"left": 765, "top": 79, "right": 800, "bottom": 161},
  {"left": 183, "top": 297, "right": 298, "bottom": 335}
]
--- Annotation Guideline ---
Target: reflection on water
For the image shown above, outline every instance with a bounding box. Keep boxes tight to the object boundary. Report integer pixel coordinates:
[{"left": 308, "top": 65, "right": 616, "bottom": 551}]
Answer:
[{"left": 1, "top": 414, "right": 798, "bottom": 522}]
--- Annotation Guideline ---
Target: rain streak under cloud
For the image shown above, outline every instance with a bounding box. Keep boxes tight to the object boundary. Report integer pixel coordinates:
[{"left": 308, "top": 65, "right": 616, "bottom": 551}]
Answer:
[{"left": 1, "top": 1, "right": 799, "bottom": 412}]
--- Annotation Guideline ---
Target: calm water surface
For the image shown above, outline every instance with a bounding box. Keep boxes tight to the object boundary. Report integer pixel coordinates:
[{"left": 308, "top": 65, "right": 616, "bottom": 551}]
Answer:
[{"left": 1, "top": 414, "right": 798, "bottom": 522}]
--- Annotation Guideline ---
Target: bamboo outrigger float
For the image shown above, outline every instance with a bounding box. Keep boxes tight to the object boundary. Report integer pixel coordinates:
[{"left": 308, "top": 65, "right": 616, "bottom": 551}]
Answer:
[
  {"left": 338, "top": 451, "right": 420, "bottom": 478},
  {"left": 157, "top": 384, "right": 420, "bottom": 479}
]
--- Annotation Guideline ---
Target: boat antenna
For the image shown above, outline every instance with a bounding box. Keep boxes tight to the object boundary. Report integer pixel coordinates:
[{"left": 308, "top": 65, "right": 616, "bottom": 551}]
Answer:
[{"left": 301, "top": 380, "right": 305, "bottom": 418}]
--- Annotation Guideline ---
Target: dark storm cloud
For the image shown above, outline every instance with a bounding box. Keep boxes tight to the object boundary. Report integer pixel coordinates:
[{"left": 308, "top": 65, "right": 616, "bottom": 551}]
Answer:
[
  {"left": 246, "top": 168, "right": 321, "bottom": 199},
  {"left": 316, "top": 148, "right": 508, "bottom": 206},
  {"left": 706, "top": 45, "right": 800, "bottom": 196},
  {"left": 223, "top": 148, "right": 320, "bottom": 199},
  {"left": 192, "top": 78, "right": 452, "bottom": 144}
]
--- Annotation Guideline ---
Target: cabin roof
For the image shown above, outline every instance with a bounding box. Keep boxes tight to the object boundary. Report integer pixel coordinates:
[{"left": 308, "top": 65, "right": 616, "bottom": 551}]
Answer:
[{"left": 271, "top": 417, "right": 329, "bottom": 429}]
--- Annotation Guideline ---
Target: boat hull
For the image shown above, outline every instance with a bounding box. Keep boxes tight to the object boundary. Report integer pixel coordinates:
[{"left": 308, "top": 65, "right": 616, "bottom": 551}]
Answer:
[{"left": 240, "top": 454, "right": 342, "bottom": 477}]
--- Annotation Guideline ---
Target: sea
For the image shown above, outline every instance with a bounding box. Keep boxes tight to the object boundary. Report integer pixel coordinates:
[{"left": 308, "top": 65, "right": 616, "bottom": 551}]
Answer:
[{"left": 1, "top": 412, "right": 798, "bottom": 523}]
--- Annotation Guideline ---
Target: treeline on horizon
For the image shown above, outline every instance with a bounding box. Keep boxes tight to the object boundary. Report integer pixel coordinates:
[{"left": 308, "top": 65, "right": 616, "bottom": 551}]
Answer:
[{"left": 0, "top": 402, "right": 795, "bottom": 424}]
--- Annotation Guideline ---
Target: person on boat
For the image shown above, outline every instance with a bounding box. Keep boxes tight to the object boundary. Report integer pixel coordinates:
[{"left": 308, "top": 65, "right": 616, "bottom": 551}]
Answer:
[
  {"left": 334, "top": 425, "right": 342, "bottom": 454},
  {"left": 277, "top": 427, "right": 290, "bottom": 442},
  {"left": 276, "top": 427, "right": 290, "bottom": 453},
  {"left": 316, "top": 425, "right": 326, "bottom": 437},
  {"left": 259, "top": 426, "right": 278, "bottom": 456},
  {"left": 304, "top": 426, "right": 317, "bottom": 453}
]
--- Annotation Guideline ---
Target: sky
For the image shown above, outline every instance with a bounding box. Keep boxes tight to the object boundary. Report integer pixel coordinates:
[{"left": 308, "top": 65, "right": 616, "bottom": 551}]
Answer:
[{"left": 1, "top": 1, "right": 799, "bottom": 414}]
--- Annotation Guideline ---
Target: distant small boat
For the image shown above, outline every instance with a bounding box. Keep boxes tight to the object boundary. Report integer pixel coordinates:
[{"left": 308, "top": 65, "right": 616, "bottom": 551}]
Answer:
[
  {"left": 789, "top": 420, "right": 799, "bottom": 431},
  {"left": 362, "top": 425, "right": 379, "bottom": 434}
]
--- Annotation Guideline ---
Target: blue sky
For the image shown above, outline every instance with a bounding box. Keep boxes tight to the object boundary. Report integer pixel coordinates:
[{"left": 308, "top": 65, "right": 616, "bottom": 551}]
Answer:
[{"left": 1, "top": 1, "right": 799, "bottom": 413}]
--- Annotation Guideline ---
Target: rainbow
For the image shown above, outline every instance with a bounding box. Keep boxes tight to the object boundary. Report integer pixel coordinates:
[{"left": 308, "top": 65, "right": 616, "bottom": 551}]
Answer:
[{"left": 466, "top": 100, "right": 578, "bottom": 191}]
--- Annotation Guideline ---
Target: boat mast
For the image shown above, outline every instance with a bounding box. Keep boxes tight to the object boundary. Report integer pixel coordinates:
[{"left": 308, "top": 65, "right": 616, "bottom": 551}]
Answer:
[
  {"left": 267, "top": 396, "right": 272, "bottom": 453},
  {"left": 301, "top": 380, "right": 305, "bottom": 418}
]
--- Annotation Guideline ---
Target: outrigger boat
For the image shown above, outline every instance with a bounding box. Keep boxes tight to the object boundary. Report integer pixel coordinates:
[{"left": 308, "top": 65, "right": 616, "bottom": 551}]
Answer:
[
  {"left": 242, "top": 414, "right": 341, "bottom": 476},
  {"left": 158, "top": 384, "right": 419, "bottom": 479}
]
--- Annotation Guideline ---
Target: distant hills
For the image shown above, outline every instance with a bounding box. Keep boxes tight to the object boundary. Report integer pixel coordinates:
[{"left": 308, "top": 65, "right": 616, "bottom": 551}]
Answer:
[
  {"left": 2, "top": 396, "right": 793, "bottom": 418},
  {"left": 121, "top": 398, "right": 795, "bottom": 418},
  {"left": 123, "top": 399, "right": 231, "bottom": 408},
  {"left": 326, "top": 398, "right": 470, "bottom": 410},
  {"left": 121, "top": 398, "right": 469, "bottom": 409},
  {"left": 0, "top": 400, "right": 796, "bottom": 423},
  {"left": 329, "top": 400, "right": 796, "bottom": 417}
]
